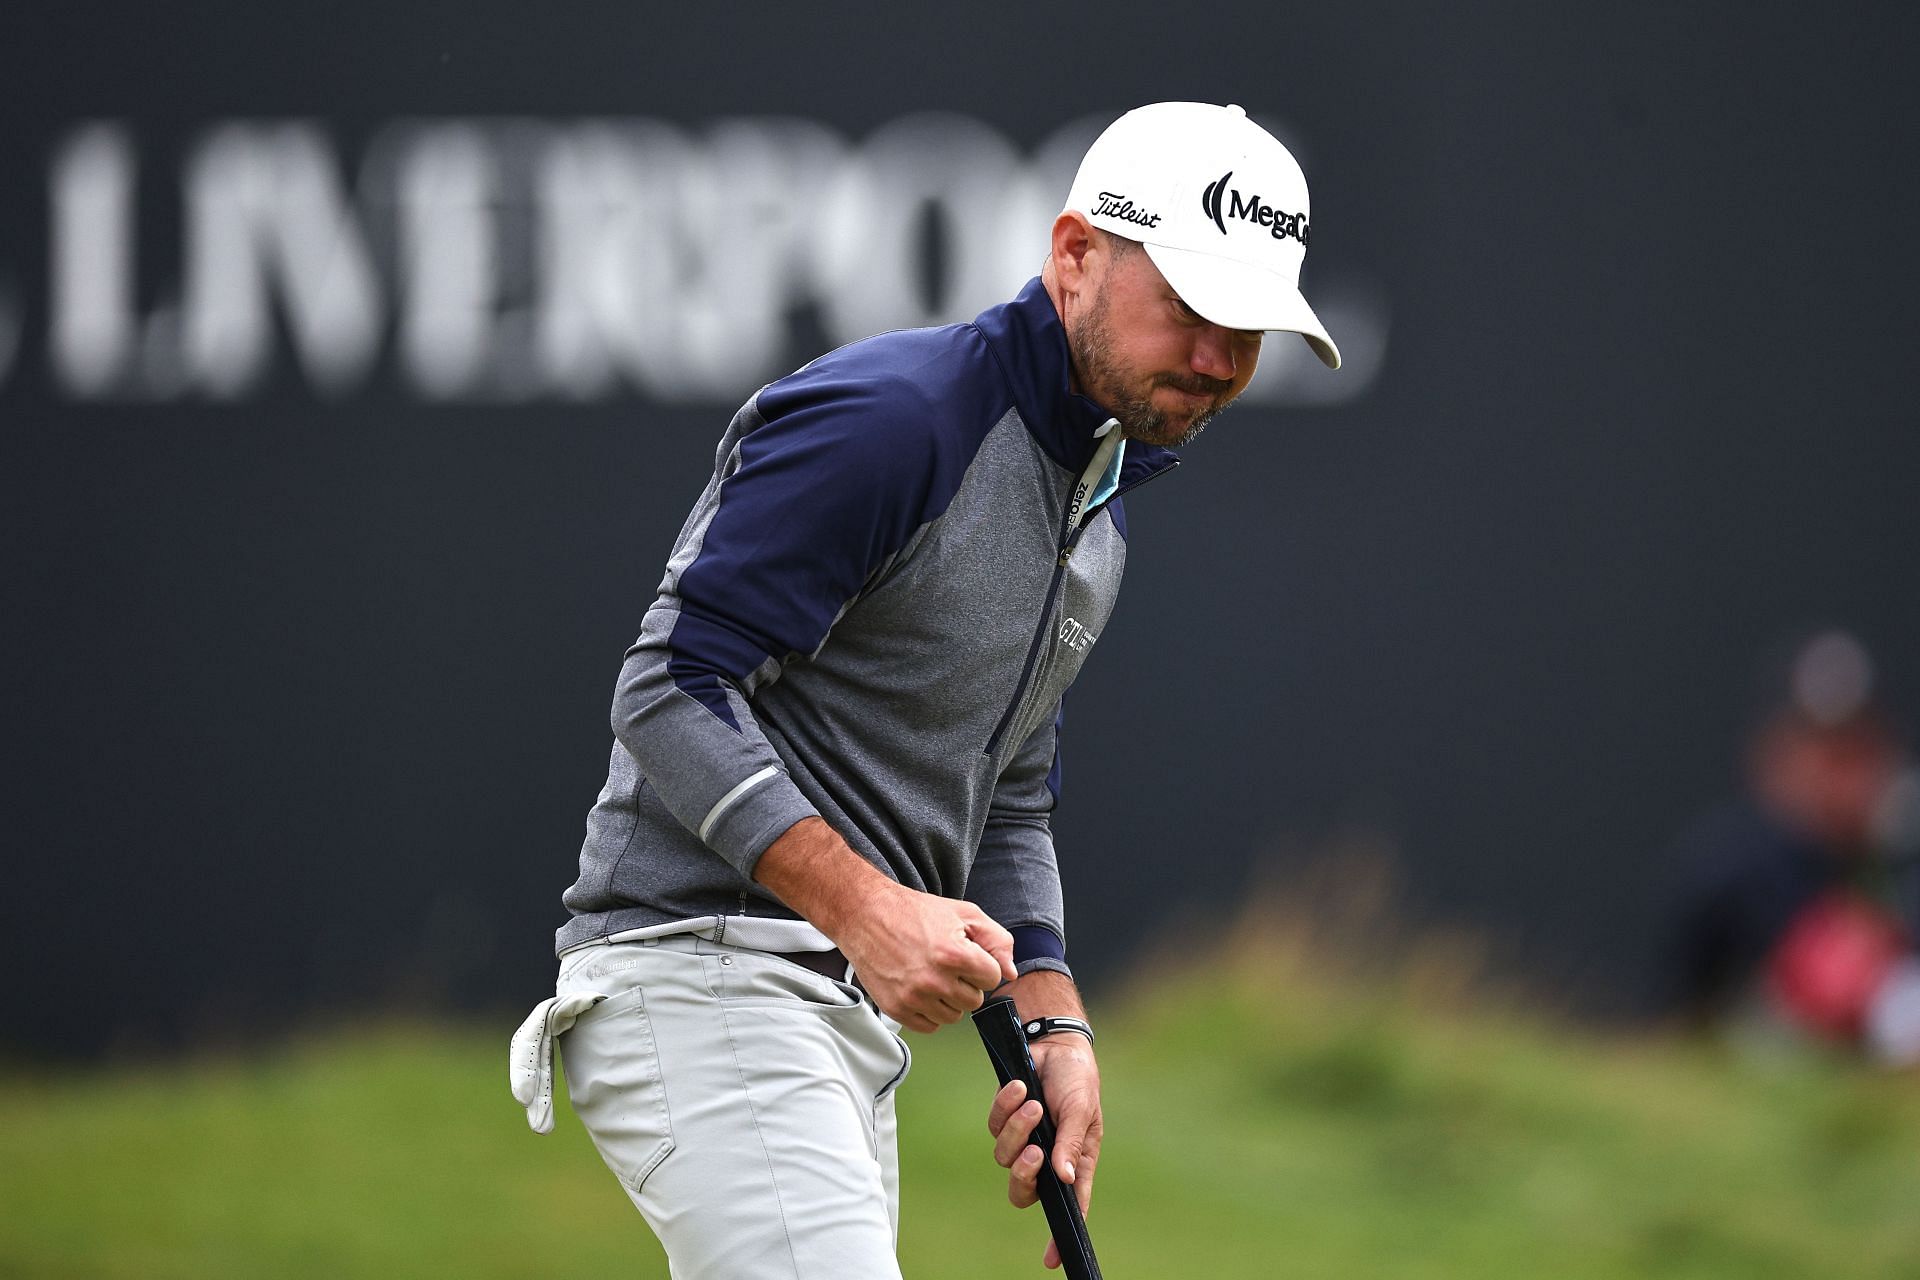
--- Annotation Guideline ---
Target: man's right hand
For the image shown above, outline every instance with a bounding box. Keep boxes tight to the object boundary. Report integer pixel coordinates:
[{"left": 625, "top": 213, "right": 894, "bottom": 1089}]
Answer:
[
  {"left": 840, "top": 879, "right": 1017, "bottom": 1032},
  {"left": 752, "top": 817, "right": 1017, "bottom": 1032}
]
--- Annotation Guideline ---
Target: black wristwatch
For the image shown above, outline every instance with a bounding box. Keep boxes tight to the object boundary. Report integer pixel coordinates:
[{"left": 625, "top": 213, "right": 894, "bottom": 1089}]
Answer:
[{"left": 1021, "top": 1015, "right": 1095, "bottom": 1046}]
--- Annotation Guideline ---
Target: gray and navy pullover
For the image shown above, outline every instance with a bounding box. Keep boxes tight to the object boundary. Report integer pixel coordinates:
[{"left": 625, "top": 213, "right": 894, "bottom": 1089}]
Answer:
[{"left": 557, "top": 278, "right": 1179, "bottom": 975}]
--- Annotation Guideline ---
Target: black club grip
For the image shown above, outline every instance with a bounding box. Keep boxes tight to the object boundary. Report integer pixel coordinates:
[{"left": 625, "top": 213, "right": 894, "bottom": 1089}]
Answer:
[{"left": 971, "top": 995, "right": 1103, "bottom": 1279}]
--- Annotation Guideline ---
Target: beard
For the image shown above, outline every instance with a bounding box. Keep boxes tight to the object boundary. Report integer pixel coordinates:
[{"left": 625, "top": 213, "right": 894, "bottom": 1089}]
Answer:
[{"left": 1067, "top": 286, "right": 1237, "bottom": 449}]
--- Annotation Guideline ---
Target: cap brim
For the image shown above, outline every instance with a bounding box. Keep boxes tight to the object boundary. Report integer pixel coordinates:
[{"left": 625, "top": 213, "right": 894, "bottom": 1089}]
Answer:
[{"left": 1143, "top": 242, "right": 1341, "bottom": 370}]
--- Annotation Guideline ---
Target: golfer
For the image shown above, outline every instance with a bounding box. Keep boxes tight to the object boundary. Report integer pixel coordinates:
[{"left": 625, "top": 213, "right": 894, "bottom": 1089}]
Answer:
[{"left": 511, "top": 101, "right": 1340, "bottom": 1276}]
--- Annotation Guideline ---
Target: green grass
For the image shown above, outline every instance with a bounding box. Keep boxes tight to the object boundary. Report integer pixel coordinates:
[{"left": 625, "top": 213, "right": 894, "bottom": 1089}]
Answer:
[{"left": 3, "top": 945, "right": 1919, "bottom": 1279}]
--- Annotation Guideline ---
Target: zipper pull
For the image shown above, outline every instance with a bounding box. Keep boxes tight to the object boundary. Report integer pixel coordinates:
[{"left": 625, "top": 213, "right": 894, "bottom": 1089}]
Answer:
[{"left": 1057, "top": 545, "right": 1073, "bottom": 567}]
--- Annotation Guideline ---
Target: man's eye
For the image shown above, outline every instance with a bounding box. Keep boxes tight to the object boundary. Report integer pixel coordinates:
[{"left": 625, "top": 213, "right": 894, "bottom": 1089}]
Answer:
[{"left": 1173, "top": 299, "right": 1201, "bottom": 321}]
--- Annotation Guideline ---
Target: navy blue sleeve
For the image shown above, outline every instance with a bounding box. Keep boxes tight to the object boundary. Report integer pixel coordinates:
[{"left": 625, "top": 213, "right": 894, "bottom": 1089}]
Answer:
[
  {"left": 609, "top": 331, "right": 1005, "bottom": 875},
  {"left": 668, "top": 363, "right": 968, "bottom": 710}
]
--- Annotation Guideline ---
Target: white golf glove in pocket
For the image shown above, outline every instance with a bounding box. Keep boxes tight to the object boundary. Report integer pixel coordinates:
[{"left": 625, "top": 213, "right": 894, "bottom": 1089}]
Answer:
[{"left": 509, "top": 991, "right": 607, "bottom": 1134}]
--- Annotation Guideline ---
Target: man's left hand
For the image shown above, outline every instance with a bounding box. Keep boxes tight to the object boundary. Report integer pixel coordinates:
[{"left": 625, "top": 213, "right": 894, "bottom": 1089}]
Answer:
[{"left": 986, "top": 1032, "right": 1102, "bottom": 1270}]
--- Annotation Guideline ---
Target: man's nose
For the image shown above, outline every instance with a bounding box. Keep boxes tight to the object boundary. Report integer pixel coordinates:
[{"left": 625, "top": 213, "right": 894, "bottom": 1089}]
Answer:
[{"left": 1190, "top": 324, "right": 1238, "bottom": 380}]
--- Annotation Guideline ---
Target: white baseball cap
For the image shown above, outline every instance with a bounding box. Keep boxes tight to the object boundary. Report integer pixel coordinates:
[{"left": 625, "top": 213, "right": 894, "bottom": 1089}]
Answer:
[{"left": 1064, "top": 102, "right": 1340, "bottom": 370}]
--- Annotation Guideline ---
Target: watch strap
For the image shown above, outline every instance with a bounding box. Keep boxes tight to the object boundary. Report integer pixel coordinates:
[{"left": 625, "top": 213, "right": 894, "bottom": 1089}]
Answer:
[{"left": 1021, "top": 1015, "right": 1095, "bottom": 1045}]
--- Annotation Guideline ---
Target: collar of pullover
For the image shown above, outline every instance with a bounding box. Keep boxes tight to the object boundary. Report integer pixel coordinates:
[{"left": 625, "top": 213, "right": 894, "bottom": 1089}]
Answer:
[{"left": 974, "top": 277, "right": 1181, "bottom": 487}]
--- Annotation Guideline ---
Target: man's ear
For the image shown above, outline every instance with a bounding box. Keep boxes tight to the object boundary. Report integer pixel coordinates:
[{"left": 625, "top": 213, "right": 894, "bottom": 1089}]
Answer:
[{"left": 1049, "top": 213, "right": 1097, "bottom": 291}]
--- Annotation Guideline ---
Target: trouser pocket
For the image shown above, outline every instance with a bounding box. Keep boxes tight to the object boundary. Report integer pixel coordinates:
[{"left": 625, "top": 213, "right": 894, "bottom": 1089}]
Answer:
[
  {"left": 558, "top": 986, "right": 675, "bottom": 1192},
  {"left": 719, "top": 951, "right": 911, "bottom": 1103}
]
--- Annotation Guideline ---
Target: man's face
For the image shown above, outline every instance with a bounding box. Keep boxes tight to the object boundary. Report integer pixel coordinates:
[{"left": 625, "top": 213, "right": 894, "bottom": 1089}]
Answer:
[{"left": 1065, "top": 241, "right": 1263, "bottom": 448}]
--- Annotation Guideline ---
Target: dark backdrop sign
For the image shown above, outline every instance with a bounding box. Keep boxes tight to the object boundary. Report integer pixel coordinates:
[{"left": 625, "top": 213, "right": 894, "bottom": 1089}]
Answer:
[
  {"left": 20, "top": 114, "right": 1383, "bottom": 407},
  {"left": 3, "top": 3, "right": 1916, "bottom": 1054}
]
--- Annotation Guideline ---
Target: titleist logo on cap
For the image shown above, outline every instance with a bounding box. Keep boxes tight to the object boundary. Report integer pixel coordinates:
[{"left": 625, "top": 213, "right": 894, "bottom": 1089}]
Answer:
[{"left": 1092, "top": 191, "right": 1162, "bottom": 228}]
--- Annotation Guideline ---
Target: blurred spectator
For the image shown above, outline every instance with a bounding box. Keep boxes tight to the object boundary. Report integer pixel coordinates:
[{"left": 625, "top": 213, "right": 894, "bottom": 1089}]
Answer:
[{"left": 1654, "top": 631, "right": 1920, "bottom": 1065}]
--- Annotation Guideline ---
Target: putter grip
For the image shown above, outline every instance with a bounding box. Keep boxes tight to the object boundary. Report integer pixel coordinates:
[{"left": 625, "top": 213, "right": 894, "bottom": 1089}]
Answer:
[{"left": 972, "top": 995, "right": 1103, "bottom": 1280}]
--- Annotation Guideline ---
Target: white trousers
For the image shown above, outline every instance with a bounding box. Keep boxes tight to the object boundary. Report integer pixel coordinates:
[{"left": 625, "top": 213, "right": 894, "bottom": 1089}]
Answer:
[{"left": 555, "top": 935, "right": 912, "bottom": 1279}]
